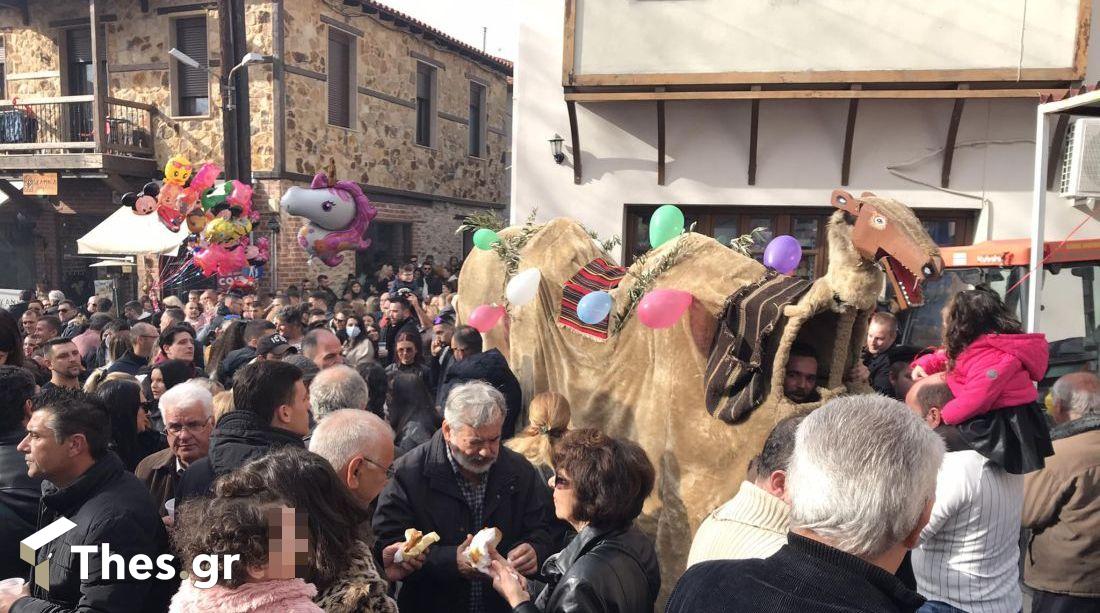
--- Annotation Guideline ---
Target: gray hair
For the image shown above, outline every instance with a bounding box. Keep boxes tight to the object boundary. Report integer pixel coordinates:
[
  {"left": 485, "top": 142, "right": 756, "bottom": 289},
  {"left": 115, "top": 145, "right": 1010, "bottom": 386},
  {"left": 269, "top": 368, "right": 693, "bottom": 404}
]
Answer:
[
  {"left": 159, "top": 380, "right": 214, "bottom": 419},
  {"left": 1051, "top": 372, "right": 1100, "bottom": 419},
  {"left": 48, "top": 290, "right": 65, "bottom": 303},
  {"left": 309, "top": 409, "right": 394, "bottom": 471},
  {"left": 309, "top": 365, "right": 369, "bottom": 419},
  {"left": 788, "top": 395, "right": 945, "bottom": 559},
  {"left": 444, "top": 381, "right": 505, "bottom": 429}
]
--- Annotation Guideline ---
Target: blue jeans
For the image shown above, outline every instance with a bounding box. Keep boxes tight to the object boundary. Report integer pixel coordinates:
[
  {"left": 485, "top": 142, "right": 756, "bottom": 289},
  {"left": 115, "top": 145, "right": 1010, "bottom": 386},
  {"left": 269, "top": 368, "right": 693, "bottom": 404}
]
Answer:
[{"left": 918, "top": 602, "right": 967, "bottom": 613}]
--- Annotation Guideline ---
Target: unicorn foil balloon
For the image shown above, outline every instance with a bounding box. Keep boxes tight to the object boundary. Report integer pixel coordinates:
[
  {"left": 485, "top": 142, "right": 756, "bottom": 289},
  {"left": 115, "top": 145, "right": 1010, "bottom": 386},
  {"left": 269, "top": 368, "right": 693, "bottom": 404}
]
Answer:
[{"left": 281, "top": 172, "right": 377, "bottom": 266}]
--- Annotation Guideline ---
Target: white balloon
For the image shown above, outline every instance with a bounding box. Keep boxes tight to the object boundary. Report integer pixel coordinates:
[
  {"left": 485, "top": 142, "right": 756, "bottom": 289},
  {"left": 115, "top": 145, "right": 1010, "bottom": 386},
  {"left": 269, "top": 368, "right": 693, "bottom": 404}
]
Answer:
[{"left": 506, "top": 268, "right": 542, "bottom": 306}]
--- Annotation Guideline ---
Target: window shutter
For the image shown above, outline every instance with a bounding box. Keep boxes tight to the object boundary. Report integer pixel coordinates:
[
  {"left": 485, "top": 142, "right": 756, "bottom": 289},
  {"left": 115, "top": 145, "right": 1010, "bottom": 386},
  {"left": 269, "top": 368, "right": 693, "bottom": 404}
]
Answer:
[
  {"left": 176, "top": 17, "right": 208, "bottom": 99},
  {"left": 67, "top": 28, "right": 92, "bottom": 63},
  {"left": 328, "top": 31, "right": 350, "bottom": 127},
  {"left": 416, "top": 63, "right": 433, "bottom": 145},
  {"left": 469, "top": 81, "right": 484, "bottom": 156},
  {"left": 0, "top": 36, "right": 7, "bottom": 64}
]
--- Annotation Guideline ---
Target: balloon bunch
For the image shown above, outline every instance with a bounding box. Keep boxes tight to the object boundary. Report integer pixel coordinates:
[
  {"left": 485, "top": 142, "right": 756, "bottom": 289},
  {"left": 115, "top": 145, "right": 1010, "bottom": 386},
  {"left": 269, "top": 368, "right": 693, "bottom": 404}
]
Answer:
[{"left": 120, "top": 153, "right": 264, "bottom": 280}]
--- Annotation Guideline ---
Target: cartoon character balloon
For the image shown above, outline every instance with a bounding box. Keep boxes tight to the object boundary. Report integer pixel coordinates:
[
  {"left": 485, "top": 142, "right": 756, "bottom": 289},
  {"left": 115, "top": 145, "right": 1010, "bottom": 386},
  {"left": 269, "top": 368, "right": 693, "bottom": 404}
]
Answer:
[
  {"left": 281, "top": 172, "right": 377, "bottom": 266},
  {"left": 121, "top": 182, "right": 184, "bottom": 233}
]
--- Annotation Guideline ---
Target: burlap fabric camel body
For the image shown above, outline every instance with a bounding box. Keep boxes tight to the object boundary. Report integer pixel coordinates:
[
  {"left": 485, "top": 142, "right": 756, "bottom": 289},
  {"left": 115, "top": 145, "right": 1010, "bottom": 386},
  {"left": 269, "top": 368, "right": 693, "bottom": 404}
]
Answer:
[{"left": 453, "top": 190, "right": 942, "bottom": 602}]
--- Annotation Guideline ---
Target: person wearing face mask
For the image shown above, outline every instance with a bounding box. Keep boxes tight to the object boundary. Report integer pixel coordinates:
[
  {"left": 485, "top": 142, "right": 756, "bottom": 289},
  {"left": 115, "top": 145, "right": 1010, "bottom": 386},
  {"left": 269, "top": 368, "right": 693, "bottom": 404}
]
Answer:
[{"left": 343, "top": 315, "right": 378, "bottom": 367}]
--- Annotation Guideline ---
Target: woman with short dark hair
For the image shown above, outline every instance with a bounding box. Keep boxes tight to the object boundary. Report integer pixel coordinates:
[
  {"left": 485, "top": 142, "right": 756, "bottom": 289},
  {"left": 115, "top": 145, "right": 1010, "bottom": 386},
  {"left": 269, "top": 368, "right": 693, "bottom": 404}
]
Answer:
[{"left": 489, "top": 428, "right": 661, "bottom": 612}]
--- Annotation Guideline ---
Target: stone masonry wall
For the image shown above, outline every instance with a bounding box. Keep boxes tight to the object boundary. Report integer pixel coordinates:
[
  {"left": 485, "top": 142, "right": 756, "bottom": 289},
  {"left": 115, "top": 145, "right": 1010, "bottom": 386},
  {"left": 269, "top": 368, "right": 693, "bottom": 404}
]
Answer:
[
  {"left": 0, "top": 0, "right": 275, "bottom": 172},
  {"left": 280, "top": 0, "right": 509, "bottom": 204}
]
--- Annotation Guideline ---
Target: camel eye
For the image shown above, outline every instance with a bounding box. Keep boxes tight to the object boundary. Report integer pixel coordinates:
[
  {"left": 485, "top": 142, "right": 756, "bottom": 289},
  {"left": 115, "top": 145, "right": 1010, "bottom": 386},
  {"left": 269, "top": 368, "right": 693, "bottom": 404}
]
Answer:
[
  {"left": 871, "top": 215, "right": 887, "bottom": 229},
  {"left": 322, "top": 200, "right": 335, "bottom": 212}
]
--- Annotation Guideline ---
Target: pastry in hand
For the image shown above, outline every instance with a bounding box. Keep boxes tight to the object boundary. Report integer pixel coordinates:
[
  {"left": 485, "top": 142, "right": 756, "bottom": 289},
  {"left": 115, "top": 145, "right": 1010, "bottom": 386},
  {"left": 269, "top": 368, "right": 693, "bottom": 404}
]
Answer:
[
  {"left": 466, "top": 527, "right": 502, "bottom": 572},
  {"left": 394, "top": 528, "right": 440, "bottom": 563}
]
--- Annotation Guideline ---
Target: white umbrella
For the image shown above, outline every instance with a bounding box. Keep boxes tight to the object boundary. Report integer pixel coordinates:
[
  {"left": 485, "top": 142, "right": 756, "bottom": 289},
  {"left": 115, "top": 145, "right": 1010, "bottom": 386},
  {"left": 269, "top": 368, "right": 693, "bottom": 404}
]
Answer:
[{"left": 77, "top": 207, "right": 189, "bottom": 256}]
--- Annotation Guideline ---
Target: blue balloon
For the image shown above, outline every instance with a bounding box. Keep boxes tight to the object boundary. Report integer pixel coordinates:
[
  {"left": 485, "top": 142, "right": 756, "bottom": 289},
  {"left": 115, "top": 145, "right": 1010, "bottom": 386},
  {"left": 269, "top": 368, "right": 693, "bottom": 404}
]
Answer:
[{"left": 576, "top": 290, "right": 613, "bottom": 325}]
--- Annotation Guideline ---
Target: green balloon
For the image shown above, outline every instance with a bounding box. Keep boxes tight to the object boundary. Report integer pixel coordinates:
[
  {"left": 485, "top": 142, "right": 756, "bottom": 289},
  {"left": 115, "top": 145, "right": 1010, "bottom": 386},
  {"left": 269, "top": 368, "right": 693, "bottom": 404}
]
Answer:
[
  {"left": 473, "top": 228, "right": 501, "bottom": 250},
  {"left": 649, "top": 204, "right": 685, "bottom": 248}
]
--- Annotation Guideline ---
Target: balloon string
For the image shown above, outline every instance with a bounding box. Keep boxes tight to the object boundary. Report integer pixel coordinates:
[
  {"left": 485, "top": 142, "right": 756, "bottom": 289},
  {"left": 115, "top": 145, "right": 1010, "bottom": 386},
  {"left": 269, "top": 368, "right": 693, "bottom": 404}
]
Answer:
[{"left": 1006, "top": 215, "right": 1092, "bottom": 294}]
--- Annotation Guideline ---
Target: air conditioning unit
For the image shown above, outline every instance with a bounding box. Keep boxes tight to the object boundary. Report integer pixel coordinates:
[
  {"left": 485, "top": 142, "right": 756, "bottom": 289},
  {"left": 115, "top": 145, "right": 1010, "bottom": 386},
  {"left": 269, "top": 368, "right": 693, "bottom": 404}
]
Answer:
[{"left": 1059, "top": 118, "right": 1100, "bottom": 199}]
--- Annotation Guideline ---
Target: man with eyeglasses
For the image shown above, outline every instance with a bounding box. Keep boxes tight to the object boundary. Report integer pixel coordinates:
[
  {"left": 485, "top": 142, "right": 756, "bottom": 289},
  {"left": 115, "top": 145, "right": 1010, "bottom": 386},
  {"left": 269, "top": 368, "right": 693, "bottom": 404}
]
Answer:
[
  {"left": 106, "top": 322, "right": 159, "bottom": 375},
  {"left": 135, "top": 381, "right": 213, "bottom": 521}
]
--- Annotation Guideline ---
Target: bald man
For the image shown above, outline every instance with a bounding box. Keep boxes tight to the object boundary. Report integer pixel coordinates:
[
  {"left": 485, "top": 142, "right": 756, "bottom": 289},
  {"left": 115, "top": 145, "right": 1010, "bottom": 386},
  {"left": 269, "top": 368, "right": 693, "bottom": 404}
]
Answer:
[
  {"left": 106, "top": 322, "right": 158, "bottom": 375},
  {"left": 1023, "top": 371, "right": 1100, "bottom": 611}
]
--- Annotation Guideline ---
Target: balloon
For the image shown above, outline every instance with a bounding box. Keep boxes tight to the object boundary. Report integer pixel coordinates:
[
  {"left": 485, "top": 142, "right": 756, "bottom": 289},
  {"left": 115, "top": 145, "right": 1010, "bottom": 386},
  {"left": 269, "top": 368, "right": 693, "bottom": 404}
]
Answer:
[
  {"left": 468, "top": 304, "right": 505, "bottom": 332},
  {"left": 506, "top": 268, "right": 542, "bottom": 306},
  {"left": 282, "top": 172, "right": 377, "bottom": 267},
  {"left": 473, "top": 228, "right": 501, "bottom": 250},
  {"left": 648, "top": 204, "right": 685, "bottom": 249},
  {"left": 576, "top": 290, "right": 613, "bottom": 325},
  {"left": 194, "top": 243, "right": 248, "bottom": 277},
  {"left": 163, "top": 154, "right": 193, "bottom": 186},
  {"left": 763, "top": 235, "right": 803, "bottom": 275},
  {"left": 637, "top": 288, "right": 692, "bottom": 329}
]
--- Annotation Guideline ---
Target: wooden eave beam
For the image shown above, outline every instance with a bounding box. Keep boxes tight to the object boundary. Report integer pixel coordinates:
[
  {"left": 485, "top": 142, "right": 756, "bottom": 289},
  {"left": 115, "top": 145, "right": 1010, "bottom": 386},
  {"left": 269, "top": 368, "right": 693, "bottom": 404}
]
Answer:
[
  {"left": 564, "top": 88, "right": 1065, "bottom": 102},
  {"left": 566, "top": 100, "right": 582, "bottom": 185},
  {"left": 941, "top": 85, "right": 968, "bottom": 188},
  {"left": 656, "top": 93, "right": 666, "bottom": 185},
  {"left": 841, "top": 85, "right": 860, "bottom": 186},
  {"left": 748, "top": 86, "right": 761, "bottom": 186}
]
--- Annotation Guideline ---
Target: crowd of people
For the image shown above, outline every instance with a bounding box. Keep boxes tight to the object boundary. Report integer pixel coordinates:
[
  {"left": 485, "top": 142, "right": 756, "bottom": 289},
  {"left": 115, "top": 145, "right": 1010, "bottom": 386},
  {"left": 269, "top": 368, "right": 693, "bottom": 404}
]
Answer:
[{"left": 0, "top": 261, "right": 1097, "bottom": 613}]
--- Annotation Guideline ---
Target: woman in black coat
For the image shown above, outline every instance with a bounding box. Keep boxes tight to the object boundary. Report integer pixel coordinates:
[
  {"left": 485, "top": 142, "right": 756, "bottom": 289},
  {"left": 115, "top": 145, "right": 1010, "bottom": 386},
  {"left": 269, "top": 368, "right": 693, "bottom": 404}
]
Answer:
[
  {"left": 488, "top": 429, "right": 661, "bottom": 613},
  {"left": 386, "top": 371, "right": 440, "bottom": 457}
]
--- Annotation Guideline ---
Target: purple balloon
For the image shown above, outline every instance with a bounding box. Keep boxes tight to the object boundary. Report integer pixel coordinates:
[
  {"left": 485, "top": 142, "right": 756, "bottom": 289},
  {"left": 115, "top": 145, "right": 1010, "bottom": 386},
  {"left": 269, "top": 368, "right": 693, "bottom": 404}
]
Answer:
[{"left": 763, "top": 235, "right": 802, "bottom": 275}]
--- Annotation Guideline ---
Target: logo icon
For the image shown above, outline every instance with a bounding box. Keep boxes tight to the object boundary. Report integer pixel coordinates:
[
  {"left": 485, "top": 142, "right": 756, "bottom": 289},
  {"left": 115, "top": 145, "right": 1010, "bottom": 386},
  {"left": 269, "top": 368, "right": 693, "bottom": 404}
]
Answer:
[{"left": 20, "top": 517, "right": 77, "bottom": 590}]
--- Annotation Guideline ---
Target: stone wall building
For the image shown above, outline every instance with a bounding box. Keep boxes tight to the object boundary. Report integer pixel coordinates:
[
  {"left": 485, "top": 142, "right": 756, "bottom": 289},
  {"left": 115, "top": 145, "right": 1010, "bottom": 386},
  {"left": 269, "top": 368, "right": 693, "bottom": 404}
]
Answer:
[{"left": 0, "top": 0, "right": 511, "bottom": 298}]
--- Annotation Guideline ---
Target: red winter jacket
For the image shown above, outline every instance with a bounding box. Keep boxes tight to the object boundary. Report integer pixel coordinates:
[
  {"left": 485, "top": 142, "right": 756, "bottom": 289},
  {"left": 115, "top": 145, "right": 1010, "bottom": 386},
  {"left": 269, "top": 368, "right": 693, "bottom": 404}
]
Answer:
[{"left": 912, "top": 333, "right": 1048, "bottom": 425}]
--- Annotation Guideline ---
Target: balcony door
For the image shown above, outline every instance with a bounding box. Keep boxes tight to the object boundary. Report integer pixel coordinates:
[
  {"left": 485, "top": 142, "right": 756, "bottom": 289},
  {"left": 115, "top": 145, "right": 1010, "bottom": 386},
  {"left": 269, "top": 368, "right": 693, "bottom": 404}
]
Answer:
[{"left": 63, "top": 28, "right": 94, "bottom": 142}]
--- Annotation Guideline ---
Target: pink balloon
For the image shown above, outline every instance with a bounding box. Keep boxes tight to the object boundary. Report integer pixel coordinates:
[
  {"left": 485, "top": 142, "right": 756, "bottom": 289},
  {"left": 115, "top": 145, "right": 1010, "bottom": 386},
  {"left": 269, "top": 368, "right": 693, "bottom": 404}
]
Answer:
[
  {"left": 467, "top": 304, "right": 506, "bottom": 332},
  {"left": 637, "top": 289, "right": 693, "bottom": 329}
]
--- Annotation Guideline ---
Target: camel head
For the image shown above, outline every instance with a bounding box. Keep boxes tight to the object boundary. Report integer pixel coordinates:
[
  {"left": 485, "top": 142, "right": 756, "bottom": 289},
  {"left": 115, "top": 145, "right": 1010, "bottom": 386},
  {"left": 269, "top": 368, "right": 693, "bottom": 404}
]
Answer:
[{"left": 830, "top": 189, "right": 943, "bottom": 308}]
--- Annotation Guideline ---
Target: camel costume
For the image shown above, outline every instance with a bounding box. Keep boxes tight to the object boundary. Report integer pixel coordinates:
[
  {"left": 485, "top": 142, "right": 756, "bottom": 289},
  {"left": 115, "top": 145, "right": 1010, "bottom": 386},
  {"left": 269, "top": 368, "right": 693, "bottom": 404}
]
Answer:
[{"left": 454, "top": 190, "right": 942, "bottom": 603}]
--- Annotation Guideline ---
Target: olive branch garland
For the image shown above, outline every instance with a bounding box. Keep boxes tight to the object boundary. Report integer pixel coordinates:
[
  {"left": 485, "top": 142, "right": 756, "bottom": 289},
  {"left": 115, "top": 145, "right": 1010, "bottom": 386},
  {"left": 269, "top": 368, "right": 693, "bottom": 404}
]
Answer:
[
  {"left": 457, "top": 211, "right": 543, "bottom": 303},
  {"left": 609, "top": 223, "right": 694, "bottom": 335}
]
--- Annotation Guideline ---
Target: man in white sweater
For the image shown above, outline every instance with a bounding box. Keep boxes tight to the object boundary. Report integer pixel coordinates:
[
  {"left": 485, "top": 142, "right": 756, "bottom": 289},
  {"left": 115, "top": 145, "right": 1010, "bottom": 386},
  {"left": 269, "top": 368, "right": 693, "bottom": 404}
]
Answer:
[
  {"left": 906, "top": 375, "right": 1023, "bottom": 613},
  {"left": 686, "top": 413, "right": 805, "bottom": 566}
]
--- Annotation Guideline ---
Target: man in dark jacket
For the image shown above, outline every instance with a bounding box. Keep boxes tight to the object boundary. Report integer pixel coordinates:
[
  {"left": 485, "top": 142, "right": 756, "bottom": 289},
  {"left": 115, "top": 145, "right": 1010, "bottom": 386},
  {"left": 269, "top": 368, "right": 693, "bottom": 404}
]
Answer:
[
  {"left": 384, "top": 291, "right": 422, "bottom": 366},
  {"left": 215, "top": 319, "right": 275, "bottom": 386},
  {"left": 105, "top": 322, "right": 157, "bottom": 376},
  {"left": 3, "top": 390, "right": 174, "bottom": 613},
  {"left": 437, "top": 326, "right": 523, "bottom": 438},
  {"left": 0, "top": 367, "right": 40, "bottom": 580},
  {"left": 373, "top": 381, "right": 557, "bottom": 613},
  {"left": 175, "top": 360, "right": 310, "bottom": 502},
  {"left": 667, "top": 395, "right": 944, "bottom": 613},
  {"left": 862, "top": 312, "right": 920, "bottom": 399}
]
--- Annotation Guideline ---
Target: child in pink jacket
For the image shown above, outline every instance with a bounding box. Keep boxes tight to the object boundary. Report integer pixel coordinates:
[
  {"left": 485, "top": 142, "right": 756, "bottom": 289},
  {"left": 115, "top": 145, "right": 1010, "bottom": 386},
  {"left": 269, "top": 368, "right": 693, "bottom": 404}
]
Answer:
[{"left": 912, "top": 287, "right": 1053, "bottom": 473}]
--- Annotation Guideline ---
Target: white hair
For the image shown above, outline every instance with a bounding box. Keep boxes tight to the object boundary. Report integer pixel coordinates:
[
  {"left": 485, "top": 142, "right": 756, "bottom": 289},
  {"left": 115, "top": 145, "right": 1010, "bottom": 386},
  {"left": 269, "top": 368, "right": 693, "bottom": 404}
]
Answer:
[
  {"left": 444, "top": 380, "right": 504, "bottom": 429},
  {"left": 159, "top": 380, "right": 214, "bottom": 419},
  {"left": 788, "top": 395, "right": 945, "bottom": 559},
  {"left": 48, "top": 290, "right": 65, "bottom": 303},
  {"left": 309, "top": 409, "right": 394, "bottom": 471},
  {"left": 309, "top": 365, "right": 369, "bottom": 419},
  {"left": 1051, "top": 373, "right": 1100, "bottom": 419}
]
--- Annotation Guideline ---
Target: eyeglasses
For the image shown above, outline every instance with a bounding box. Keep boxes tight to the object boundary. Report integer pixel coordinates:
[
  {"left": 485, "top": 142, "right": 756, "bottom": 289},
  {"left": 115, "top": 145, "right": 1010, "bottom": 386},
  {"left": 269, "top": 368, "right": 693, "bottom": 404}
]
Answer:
[
  {"left": 363, "top": 455, "right": 395, "bottom": 479},
  {"left": 166, "top": 419, "right": 211, "bottom": 435},
  {"left": 552, "top": 474, "right": 571, "bottom": 490}
]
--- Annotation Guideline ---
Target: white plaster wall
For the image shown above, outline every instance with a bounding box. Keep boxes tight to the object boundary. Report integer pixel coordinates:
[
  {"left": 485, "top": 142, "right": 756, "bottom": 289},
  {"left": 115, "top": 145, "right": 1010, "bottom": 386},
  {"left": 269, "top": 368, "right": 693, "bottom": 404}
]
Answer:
[{"left": 511, "top": 0, "right": 1100, "bottom": 253}]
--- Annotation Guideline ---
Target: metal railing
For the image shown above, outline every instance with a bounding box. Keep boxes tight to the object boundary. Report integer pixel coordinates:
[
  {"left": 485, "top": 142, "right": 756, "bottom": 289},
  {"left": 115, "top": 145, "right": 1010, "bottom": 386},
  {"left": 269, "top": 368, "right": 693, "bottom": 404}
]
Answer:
[{"left": 0, "top": 95, "right": 155, "bottom": 158}]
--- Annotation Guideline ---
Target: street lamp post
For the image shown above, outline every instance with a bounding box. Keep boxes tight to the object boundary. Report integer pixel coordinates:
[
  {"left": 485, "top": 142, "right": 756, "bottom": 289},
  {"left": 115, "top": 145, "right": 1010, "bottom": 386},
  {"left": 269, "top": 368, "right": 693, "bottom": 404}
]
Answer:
[{"left": 168, "top": 48, "right": 264, "bottom": 178}]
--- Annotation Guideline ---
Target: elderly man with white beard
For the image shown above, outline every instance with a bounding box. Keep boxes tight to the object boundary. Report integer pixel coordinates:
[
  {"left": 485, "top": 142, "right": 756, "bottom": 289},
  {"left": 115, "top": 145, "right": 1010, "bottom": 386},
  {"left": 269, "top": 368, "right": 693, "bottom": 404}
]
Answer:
[{"left": 372, "top": 381, "right": 557, "bottom": 613}]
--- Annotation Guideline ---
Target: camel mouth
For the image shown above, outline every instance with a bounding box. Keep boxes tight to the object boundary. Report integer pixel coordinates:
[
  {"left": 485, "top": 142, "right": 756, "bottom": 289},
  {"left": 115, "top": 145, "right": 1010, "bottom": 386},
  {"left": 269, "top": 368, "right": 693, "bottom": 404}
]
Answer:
[{"left": 878, "top": 252, "right": 938, "bottom": 309}]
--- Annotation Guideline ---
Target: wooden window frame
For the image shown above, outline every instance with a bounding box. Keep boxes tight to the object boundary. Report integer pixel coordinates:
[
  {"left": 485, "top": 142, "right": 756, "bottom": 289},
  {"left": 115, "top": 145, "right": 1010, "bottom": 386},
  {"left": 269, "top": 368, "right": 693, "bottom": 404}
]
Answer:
[
  {"left": 168, "top": 14, "right": 210, "bottom": 119},
  {"left": 326, "top": 26, "right": 357, "bottom": 130},
  {"left": 415, "top": 61, "right": 437, "bottom": 148},
  {"left": 468, "top": 80, "right": 487, "bottom": 158}
]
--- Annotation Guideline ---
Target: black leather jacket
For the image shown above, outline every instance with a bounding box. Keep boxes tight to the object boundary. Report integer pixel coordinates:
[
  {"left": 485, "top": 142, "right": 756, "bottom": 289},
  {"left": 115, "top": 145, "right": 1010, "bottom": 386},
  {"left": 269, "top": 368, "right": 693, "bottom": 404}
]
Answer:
[
  {"left": 0, "top": 429, "right": 41, "bottom": 578},
  {"left": 516, "top": 524, "right": 661, "bottom": 613}
]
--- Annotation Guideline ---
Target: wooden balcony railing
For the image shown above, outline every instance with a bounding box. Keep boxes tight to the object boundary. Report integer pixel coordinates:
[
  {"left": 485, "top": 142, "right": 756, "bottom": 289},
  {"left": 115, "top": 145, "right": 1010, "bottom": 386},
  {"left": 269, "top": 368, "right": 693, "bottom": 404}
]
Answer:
[{"left": 0, "top": 95, "right": 155, "bottom": 159}]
